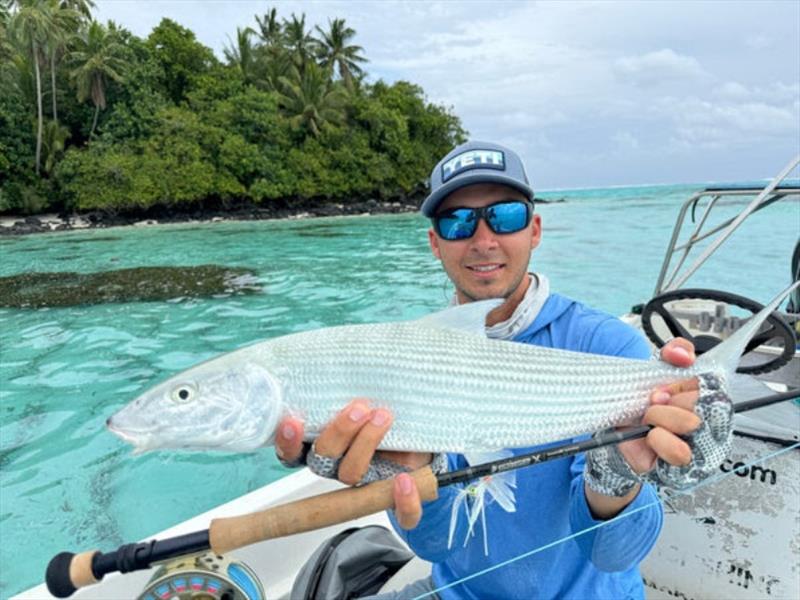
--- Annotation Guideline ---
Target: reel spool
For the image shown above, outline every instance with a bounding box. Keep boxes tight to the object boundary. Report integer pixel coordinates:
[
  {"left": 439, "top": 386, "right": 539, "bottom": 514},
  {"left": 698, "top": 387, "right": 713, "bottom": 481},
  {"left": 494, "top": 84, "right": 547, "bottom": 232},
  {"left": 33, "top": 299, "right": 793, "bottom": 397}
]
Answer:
[{"left": 137, "top": 551, "right": 264, "bottom": 600}]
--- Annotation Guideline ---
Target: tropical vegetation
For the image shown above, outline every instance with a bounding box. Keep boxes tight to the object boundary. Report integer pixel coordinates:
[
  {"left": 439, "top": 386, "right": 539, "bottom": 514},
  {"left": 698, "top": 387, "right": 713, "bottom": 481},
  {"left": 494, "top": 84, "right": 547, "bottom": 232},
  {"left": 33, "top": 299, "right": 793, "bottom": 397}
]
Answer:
[{"left": 0, "top": 1, "right": 465, "bottom": 215}]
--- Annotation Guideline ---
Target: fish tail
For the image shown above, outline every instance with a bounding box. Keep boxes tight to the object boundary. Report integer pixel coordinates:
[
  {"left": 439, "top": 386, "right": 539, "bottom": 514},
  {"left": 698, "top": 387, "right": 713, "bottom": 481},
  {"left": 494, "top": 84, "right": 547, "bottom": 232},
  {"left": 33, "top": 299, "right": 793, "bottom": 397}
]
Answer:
[
  {"left": 447, "top": 452, "right": 517, "bottom": 555},
  {"left": 695, "top": 280, "right": 799, "bottom": 377}
]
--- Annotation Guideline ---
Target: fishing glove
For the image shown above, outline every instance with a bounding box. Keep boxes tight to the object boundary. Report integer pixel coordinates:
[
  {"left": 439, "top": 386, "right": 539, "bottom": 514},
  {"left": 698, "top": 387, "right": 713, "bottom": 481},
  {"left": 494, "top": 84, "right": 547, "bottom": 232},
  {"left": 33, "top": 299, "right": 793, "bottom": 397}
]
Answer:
[
  {"left": 653, "top": 373, "right": 734, "bottom": 490},
  {"left": 287, "top": 442, "right": 448, "bottom": 486},
  {"left": 584, "top": 373, "right": 734, "bottom": 496}
]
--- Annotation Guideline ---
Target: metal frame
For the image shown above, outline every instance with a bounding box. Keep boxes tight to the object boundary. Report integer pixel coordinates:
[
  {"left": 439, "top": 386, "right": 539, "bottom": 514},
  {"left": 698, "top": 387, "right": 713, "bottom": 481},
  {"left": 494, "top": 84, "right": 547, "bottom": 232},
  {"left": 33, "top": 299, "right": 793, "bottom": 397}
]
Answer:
[{"left": 654, "top": 155, "right": 800, "bottom": 295}]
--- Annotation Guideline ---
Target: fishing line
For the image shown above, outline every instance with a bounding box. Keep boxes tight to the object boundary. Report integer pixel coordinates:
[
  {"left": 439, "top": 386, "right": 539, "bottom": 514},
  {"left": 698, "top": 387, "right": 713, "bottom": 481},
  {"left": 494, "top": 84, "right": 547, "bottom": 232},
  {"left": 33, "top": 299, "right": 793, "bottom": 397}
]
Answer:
[{"left": 414, "top": 441, "right": 800, "bottom": 600}]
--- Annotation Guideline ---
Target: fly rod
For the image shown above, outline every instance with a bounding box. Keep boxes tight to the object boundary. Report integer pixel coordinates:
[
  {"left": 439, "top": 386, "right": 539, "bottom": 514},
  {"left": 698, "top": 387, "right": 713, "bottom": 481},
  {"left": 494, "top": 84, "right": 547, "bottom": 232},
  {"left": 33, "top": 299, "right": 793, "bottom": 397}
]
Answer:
[{"left": 45, "top": 388, "right": 799, "bottom": 597}]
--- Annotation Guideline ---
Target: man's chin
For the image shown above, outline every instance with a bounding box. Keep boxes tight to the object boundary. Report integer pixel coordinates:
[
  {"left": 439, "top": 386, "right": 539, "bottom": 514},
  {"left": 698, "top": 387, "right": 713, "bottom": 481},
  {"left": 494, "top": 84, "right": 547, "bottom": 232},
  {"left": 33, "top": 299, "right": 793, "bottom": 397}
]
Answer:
[{"left": 459, "top": 283, "right": 509, "bottom": 302}]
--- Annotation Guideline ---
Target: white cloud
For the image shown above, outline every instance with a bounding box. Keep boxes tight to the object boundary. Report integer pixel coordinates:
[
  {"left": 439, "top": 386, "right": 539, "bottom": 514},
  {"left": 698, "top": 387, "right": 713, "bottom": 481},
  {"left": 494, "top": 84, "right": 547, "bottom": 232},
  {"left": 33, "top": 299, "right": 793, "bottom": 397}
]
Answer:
[
  {"left": 614, "top": 49, "right": 708, "bottom": 87},
  {"left": 665, "top": 97, "right": 799, "bottom": 148}
]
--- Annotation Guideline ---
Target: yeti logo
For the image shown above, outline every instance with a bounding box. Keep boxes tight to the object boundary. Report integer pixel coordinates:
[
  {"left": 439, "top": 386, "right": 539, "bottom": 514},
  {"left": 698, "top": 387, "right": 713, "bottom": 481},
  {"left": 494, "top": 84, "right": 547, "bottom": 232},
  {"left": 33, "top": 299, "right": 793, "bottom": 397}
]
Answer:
[{"left": 441, "top": 150, "right": 505, "bottom": 182}]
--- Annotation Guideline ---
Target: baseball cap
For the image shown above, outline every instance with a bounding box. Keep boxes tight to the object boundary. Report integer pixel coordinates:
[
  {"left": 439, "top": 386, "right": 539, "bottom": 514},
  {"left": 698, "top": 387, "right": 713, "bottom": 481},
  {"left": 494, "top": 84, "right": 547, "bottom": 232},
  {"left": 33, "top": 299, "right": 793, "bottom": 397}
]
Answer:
[{"left": 420, "top": 141, "right": 534, "bottom": 217}]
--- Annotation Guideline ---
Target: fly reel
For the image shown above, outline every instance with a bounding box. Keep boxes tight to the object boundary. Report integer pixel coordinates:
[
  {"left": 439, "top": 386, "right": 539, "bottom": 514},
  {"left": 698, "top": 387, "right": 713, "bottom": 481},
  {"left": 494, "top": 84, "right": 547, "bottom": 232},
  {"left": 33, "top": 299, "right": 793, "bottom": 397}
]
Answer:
[{"left": 137, "top": 551, "right": 264, "bottom": 600}]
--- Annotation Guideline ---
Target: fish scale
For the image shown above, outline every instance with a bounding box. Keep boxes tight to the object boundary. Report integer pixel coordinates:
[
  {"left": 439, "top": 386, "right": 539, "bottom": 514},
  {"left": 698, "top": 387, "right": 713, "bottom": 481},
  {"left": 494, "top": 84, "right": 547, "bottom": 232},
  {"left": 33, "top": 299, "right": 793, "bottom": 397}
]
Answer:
[{"left": 267, "top": 321, "right": 695, "bottom": 452}]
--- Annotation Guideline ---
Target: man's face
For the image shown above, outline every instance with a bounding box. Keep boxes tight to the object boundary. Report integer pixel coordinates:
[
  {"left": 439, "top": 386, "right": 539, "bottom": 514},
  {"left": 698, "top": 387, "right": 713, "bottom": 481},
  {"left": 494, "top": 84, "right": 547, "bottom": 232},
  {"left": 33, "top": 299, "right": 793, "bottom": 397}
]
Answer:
[{"left": 428, "top": 183, "right": 542, "bottom": 303}]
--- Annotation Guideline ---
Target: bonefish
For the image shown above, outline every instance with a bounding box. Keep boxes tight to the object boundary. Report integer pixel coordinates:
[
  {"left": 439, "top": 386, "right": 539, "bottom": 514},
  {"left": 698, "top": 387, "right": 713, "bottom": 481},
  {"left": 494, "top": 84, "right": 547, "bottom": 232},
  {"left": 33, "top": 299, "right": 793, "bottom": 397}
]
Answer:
[{"left": 107, "top": 282, "right": 798, "bottom": 455}]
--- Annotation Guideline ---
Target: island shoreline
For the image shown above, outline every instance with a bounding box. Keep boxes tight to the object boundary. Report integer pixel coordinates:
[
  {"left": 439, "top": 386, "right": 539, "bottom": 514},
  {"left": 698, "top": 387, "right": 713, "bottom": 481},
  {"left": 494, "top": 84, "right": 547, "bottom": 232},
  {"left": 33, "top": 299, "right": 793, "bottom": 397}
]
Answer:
[
  {"left": 0, "top": 196, "right": 423, "bottom": 236},
  {"left": 0, "top": 195, "right": 566, "bottom": 237}
]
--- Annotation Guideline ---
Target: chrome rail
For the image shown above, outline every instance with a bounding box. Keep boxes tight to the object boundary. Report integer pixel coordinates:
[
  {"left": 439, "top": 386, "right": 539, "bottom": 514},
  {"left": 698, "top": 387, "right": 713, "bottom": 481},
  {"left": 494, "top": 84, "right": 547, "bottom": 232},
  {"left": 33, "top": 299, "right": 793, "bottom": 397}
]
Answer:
[{"left": 654, "top": 155, "right": 800, "bottom": 295}]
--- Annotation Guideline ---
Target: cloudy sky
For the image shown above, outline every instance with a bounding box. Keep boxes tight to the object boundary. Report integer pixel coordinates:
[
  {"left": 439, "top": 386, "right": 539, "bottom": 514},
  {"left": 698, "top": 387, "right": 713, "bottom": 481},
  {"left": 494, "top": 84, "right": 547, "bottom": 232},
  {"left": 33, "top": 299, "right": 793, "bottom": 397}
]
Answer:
[{"left": 95, "top": 1, "right": 800, "bottom": 189}]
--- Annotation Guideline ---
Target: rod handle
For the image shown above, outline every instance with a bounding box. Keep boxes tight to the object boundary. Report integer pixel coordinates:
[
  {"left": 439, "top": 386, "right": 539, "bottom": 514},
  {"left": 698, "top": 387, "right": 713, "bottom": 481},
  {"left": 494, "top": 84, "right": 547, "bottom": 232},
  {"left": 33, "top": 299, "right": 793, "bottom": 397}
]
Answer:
[
  {"left": 46, "top": 550, "right": 100, "bottom": 597},
  {"left": 209, "top": 466, "right": 439, "bottom": 554}
]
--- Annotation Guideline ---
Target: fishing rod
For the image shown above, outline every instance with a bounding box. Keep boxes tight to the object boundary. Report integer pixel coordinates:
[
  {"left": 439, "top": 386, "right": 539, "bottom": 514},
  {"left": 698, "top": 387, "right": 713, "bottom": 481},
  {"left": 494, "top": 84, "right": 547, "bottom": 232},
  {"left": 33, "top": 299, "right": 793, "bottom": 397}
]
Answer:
[{"left": 45, "top": 388, "right": 799, "bottom": 598}]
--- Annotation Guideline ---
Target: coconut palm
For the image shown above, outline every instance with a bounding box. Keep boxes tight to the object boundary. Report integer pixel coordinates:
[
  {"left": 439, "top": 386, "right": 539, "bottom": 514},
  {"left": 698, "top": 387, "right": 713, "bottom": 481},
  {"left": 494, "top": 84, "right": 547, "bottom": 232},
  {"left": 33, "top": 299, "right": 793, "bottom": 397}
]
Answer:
[
  {"left": 256, "top": 44, "right": 291, "bottom": 92},
  {"left": 45, "top": 1, "right": 80, "bottom": 121},
  {"left": 223, "top": 26, "right": 256, "bottom": 84},
  {"left": 68, "top": 19, "right": 126, "bottom": 137},
  {"left": 314, "top": 18, "right": 366, "bottom": 90},
  {"left": 9, "top": 0, "right": 55, "bottom": 173},
  {"left": 278, "top": 61, "right": 346, "bottom": 137},
  {"left": 41, "top": 117, "right": 69, "bottom": 173},
  {"left": 282, "top": 12, "right": 317, "bottom": 69},
  {"left": 1, "top": 1, "right": 14, "bottom": 63},
  {"left": 59, "top": 0, "right": 93, "bottom": 19},
  {"left": 254, "top": 7, "right": 280, "bottom": 47}
]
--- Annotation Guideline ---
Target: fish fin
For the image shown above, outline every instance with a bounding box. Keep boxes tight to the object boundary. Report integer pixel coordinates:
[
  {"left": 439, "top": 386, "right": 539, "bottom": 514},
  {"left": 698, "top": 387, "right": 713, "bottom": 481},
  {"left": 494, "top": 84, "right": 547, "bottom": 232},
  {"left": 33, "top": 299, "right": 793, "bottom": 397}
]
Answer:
[
  {"left": 416, "top": 299, "right": 504, "bottom": 336},
  {"left": 727, "top": 373, "right": 778, "bottom": 403},
  {"left": 695, "top": 281, "right": 799, "bottom": 377},
  {"left": 445, "top": 451, "right": 517, "bottom": 555}
]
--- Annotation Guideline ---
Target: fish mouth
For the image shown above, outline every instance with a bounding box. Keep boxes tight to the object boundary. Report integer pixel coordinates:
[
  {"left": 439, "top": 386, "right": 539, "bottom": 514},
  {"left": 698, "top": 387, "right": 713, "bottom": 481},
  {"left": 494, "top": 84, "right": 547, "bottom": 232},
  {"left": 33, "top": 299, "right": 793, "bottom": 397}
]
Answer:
[{"left": 107, "top": 418, "right": 153, "bottom": 452}]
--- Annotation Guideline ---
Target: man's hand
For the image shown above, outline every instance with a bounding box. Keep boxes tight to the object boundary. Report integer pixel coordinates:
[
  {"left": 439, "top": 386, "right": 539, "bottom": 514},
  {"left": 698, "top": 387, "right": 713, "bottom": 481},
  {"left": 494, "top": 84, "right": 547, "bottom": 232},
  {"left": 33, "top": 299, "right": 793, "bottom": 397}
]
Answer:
[
  {"left": 619, "top": 338, "right": 699, "bottom": 473},
  {"left": 274, "top": 399, "right": 431, "bottom": 529},
  {"left": 585, "top": 338, "right": 701, "bottom": 518}
]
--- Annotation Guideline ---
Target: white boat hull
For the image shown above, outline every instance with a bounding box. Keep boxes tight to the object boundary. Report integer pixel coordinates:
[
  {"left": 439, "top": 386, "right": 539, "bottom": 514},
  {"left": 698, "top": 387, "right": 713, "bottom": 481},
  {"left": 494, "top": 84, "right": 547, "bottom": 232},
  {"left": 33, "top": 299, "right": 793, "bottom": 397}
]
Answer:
[{"left": 642, "top": 434, "right": 800, "bottom": 600}]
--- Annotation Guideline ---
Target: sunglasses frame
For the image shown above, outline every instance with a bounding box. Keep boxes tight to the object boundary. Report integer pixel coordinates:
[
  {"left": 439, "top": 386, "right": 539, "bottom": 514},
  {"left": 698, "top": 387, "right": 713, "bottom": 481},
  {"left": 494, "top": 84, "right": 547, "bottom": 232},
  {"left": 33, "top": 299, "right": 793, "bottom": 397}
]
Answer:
[{"left": 432, "top": 199, "right": 534, "bottom": 241}]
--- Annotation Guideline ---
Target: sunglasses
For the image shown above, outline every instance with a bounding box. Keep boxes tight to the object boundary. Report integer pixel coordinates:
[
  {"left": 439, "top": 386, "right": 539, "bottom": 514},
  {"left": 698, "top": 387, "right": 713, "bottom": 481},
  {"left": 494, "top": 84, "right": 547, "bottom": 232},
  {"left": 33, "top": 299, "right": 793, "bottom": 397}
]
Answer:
[{"left": 433, "top": 200, "right": 534, "bottom": 241}]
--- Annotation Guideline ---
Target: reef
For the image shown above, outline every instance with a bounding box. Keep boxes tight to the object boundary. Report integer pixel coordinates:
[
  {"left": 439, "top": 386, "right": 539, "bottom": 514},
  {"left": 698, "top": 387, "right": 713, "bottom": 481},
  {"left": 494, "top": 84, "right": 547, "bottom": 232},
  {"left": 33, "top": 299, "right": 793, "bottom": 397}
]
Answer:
[{"left": 0, "top": 265, "right": 261, "bottom": 308}]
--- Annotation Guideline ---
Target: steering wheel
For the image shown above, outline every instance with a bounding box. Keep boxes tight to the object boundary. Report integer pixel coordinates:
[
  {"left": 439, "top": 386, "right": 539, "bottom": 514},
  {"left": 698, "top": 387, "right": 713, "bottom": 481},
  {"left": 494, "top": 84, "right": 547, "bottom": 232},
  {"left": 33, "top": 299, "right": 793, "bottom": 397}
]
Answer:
[{"left": 641, "top": 288, "right": 796, "bottom": 374}]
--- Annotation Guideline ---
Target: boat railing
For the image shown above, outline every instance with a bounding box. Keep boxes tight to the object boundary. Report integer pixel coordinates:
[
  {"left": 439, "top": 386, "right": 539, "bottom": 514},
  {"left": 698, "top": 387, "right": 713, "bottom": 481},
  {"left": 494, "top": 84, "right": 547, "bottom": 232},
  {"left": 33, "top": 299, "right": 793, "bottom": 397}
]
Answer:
[{"left": 654, "top": 155, "right": 800, "bottom": 296}]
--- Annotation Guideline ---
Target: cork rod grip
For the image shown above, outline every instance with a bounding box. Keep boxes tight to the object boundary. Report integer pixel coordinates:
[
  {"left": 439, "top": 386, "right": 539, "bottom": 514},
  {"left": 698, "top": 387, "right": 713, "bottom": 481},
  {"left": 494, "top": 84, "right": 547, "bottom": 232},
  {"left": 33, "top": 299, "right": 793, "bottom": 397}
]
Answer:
[{"left": 209, "top": 466, "right": 439, "bottom": 554}]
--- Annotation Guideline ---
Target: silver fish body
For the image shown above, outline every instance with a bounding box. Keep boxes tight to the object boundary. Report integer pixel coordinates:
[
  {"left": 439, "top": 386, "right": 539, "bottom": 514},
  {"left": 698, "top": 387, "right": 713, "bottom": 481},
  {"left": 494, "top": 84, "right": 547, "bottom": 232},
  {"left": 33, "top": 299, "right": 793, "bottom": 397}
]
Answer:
[
  {"left": 107, "top": 282, "right": 798, "bottom": 454},
  {"left": 266, "top": 321, "right": 690, "bottom": 452}
]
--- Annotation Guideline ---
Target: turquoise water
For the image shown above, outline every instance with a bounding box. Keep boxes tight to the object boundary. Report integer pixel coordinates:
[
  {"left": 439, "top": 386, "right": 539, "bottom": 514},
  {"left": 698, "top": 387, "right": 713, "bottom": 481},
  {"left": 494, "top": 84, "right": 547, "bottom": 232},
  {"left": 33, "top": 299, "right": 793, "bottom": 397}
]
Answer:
[{"left": 0, "top": 183, "right": 797, "bottom": 597}]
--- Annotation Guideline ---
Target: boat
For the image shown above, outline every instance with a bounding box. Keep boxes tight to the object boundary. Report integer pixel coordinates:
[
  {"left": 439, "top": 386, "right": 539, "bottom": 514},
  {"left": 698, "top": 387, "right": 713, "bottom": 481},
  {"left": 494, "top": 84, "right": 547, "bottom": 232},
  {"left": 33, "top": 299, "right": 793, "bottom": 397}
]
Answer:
[{"left": 14, "top": 159, "right": 799, "bottom": 600}]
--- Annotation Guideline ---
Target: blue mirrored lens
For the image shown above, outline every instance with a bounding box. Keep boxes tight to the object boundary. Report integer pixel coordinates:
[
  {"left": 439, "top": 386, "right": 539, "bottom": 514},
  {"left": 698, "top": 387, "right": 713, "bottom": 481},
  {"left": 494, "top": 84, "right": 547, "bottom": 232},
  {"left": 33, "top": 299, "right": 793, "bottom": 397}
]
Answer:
[
  {"left": 437, "top": 208, "right": 477, "bottom": 240},
  {"left": 435, "top": 201, "right": 530, "bottom": 240},
  {"left": 487, "top": 202, "right": 529, "bottom": 233}
]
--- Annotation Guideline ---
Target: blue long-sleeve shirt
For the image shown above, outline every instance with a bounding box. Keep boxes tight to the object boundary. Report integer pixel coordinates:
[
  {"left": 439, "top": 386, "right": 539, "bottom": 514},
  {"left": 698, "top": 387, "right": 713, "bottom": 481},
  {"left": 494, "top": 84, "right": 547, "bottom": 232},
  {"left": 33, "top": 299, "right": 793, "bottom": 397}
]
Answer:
[{"left": 389, "top": 293, "right": 663, "bottom": 599}]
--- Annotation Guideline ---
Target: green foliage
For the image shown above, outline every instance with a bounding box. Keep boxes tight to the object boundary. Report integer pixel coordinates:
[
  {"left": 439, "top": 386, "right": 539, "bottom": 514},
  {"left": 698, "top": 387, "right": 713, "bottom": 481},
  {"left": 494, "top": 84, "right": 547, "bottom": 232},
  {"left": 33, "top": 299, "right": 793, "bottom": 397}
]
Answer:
[
  {"left": 278, "top": 61, "right": 347, "bottom": 138},
  {"left": 41, "top": 118, "right": 69, "bottom": 174},
  {"left": 146, "top": 18, "right": 217, "bottom": 105},
  {"left": 0, "top": 81, "right": 35, "bottom": 181},
  {"left": 315, "top": 17, "right": 366, "bottom": 90},
  {"left": 3, "top": 4, "right": 466, "bottom": 216},
  {"left": 69, "top": 20, "right": 128, "bottom": 136}
]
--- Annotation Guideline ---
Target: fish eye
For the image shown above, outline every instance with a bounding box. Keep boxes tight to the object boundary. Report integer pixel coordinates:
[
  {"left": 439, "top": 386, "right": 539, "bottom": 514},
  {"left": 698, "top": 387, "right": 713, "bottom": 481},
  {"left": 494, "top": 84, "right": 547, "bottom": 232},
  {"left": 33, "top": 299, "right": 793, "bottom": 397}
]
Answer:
[{"left": 171, "top": 384, "right": 197, "bottom": 404}]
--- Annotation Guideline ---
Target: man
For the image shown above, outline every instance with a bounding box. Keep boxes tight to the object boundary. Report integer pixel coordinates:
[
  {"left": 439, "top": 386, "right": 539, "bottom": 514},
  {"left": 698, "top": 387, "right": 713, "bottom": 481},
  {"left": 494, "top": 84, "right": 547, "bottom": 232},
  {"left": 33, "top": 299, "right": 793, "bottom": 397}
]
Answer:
[{"left": 276, "top": 141, "right": 725, "bottom": 599}]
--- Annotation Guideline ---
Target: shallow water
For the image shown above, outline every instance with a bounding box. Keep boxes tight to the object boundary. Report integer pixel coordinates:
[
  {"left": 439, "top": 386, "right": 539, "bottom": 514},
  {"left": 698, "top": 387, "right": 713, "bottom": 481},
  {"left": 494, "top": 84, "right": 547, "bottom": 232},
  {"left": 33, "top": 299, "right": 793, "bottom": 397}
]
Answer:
[{"left": 0, "top": 182, "right": 797, "bottom": 596}]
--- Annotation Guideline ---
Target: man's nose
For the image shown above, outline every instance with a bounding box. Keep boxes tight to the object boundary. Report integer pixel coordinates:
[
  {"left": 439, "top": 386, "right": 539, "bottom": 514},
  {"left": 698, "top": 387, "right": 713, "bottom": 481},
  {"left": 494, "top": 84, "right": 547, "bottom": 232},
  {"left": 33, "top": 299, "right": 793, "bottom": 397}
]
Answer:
[{"left": 469, "top": 218, "right": 498, "bottom": 250}]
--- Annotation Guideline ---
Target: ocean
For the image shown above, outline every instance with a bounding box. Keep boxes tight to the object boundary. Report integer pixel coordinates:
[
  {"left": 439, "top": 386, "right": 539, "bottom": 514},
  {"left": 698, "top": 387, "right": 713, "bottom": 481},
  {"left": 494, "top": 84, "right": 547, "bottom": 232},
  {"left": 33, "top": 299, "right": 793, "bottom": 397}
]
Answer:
[{"left": 0, "top": 182, "right": 797, "bottom": 597}]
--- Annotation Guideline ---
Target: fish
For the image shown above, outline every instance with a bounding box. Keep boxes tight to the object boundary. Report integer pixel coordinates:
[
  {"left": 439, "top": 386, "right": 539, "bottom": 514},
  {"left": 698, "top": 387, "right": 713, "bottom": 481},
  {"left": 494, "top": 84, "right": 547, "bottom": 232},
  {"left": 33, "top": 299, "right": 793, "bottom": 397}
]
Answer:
[{"left": 107, "top": 281, "right": 798, "bottom": 456}]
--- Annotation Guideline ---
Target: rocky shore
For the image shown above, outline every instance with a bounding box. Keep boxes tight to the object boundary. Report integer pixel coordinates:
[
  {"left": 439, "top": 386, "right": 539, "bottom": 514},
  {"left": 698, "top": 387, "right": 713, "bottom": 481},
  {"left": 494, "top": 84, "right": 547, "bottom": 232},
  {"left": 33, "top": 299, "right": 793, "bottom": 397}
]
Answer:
[
  {"left": 0, "top": 196, "right": 422, "bottom": 236},
  {"left": 0, "top": 193, "right": 566, "bottom": 237}
]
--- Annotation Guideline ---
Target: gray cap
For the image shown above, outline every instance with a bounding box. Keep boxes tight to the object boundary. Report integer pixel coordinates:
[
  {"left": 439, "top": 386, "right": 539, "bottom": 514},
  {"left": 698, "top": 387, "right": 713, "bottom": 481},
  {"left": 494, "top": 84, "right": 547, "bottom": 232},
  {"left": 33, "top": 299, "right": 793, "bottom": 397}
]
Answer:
[{"left": 420, "top": 140, "right": 534, "bottom": 217}]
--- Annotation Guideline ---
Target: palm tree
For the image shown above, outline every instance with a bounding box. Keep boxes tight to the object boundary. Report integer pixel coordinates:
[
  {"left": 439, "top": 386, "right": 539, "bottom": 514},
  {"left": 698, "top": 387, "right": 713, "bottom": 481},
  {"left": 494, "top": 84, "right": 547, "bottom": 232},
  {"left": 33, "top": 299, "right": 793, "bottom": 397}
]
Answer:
[
  {"left": 223, "top": 26, "right": 256, "bottom": 84},
  {"left": 251, "top": 8, "right": 290, "bottom": 91},
  {"left": 68, "top": 19, "right": 126, "bottom": 137},
  {"left": 256, "top": 44, "right": 291, "bottom": 92},
  {"left": 315, "top": 18, "right": 366, "bottom": 90},
  {"left": 9, "top": 0, "right": 55, "bottom": 174},
  {"left": 1, "top": 1, "right": 14, "bottom": 63},
  {"left": 45, "top": 1, "right": 80, "bottom": 121},
  {"left": 278, "top": 61, "right": 346, "bottom": 137},
  {"left": 41, "top": 117, "right": 69, "bottom": 174},
  {"left": 59, "top": 0, "right": 93, "bottom": 19},
  {"left": 282, "top": 12, "right": 317, "bottom": 70},
  {"left": 254, "top": 7, "right": 280, "bottom": 47}
]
